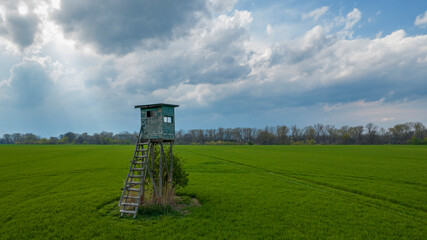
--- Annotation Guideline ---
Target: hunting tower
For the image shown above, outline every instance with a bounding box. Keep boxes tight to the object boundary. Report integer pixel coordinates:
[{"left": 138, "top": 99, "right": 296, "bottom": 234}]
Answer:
[
  {"left": 137, "top": 103, "right": 178, "bottom": 140},
  {"left": 119, "top": 103, "right": 179, "bottom": 218}
]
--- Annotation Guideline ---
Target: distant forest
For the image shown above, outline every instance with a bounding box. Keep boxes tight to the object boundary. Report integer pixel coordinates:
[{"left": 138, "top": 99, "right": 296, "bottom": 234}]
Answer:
[{"left": 0, "top": 122, "right": 426, "bottom": 145}]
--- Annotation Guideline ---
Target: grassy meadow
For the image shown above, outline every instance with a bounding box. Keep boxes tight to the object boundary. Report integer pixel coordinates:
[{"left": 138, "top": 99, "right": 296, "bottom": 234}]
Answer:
[{"left": 0, "top": 145, "right": 426, "bottom": 239}]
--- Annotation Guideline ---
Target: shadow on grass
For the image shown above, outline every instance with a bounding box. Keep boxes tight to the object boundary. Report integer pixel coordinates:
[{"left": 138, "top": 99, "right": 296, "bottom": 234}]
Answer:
[{"left": 98, "top": 194, "right": 201, "bottom": 220}]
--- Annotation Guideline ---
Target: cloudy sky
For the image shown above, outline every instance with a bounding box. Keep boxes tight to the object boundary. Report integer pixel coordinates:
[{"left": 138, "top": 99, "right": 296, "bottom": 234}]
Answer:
[{"left": 0, "top": 0, "right": 426, "bottom": 137}]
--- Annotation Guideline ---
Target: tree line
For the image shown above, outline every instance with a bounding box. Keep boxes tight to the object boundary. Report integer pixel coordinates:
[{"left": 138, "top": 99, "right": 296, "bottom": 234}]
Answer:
[
  {"left": 1, "top": 122, "right": 426, "bottom": 145},
  {"left": 175, "top": 122, "right": 427, "bottom": 145},
  {"left": 0, "top": 131, "right": 138, "bottom": 145}
]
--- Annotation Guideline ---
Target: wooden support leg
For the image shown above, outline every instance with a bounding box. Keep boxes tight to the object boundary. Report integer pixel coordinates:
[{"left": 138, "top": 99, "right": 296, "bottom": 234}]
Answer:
[
  {"left": 169, "top": 142, "right": 173, "bottom": 195},
  {"left": 159, "top": 142, "right": 164, "bottom": 204}
]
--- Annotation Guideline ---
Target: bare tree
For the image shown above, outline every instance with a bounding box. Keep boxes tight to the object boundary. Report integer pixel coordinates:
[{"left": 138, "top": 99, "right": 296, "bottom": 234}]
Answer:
[
  {"left": 313, "top": 124, "right": 325, "bottom": 144},
  {"left": 276, "top": 125, "right": 289, "bottom": 144},
  {"left": 256, "top": 127, "right": 276, "bottom": 144},
  {"left": 325, "top": 125, "right": 337, "bottom": 144},
  {"left": 242, "top": 128, "right": 255, "bottom": 143},
  {"left": 291, "top": 125, "right": 302, "bottom": 142},
  {"left": 365, "top": 123, "right": 378, "bottom": 144},
  {"left": 348, "top": 126, "right": 363, "bottom": 144},
  {"left": 413, "top": 122, "right": 426, "bottom": 140},
  {"left": 338, "top": 126, "right": 351, "bottom": 144},
  {"left": 303, "top": 126, "right": 316, "bottom": 142}
]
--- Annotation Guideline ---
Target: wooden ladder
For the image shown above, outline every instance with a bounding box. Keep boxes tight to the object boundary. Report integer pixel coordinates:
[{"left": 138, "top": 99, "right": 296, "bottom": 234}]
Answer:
[{"left": 118, "top": 126, "right": 150, "bottom": 218}]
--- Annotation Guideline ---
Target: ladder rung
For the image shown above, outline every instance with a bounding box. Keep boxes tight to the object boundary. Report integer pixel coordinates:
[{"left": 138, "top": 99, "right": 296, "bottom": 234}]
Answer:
[
  {"left": 120, "top": 210, "right": 137, "bottom": 214},
  {"left": 121, "top": 187, "right": 141, "bottom": 191},
  {"left": 137, "top": 149, "right": 148, "bottom": 152},
  {"left": 121, "top": 202, "right": 139, "bottom": 206},
  {"left": 127, "top": 182, "right": 141, "bottom": 185},
  {"left": 130, "top": 175, "right": 143, "bottom": 178},
  {"left": 134, "top": 155, "right": 147, "bottom": 158},
  {"left": 131, "top": 161, "right": 144, "bottom": 164},
  {"left": 124, "top": 196, "right": 140, "bottom": 199},
  {"left": 138, "top": 142, "right": 150, "bottom": 145},
  {"left": 131, "top": 168, "right": 144, "bottom": 171}
]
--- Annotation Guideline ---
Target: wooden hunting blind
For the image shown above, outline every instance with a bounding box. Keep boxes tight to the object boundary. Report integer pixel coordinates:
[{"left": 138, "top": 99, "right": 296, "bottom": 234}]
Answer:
[
  {"left": 135, "top": 103, "right": 179, "bottom": 140},
  {"left": 119, "top": 103, "right": 179, "bottom": 218}
]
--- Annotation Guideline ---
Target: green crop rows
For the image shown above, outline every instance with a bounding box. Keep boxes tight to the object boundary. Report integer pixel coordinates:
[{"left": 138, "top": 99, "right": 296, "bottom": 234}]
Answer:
[{"left": 0, "top": 145, "right": 426, "bottom": 239}]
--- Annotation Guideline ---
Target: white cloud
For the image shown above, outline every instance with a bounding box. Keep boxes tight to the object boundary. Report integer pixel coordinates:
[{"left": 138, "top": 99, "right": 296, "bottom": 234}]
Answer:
[
  {"left": 18, "top": 3, "right": 28, "bottom": 16},
  {"left": 137, "top": 25, "right": 427, "bottom": 114},
  {"left": 50, "top": 0, "right": 61, "bottom": 10},
  {"left": 414, "top": 11, "right": 427, "bottom": 26},
  {"left": 266, "top": 24, "right": 273, "bottom": 35},
  {"left": 302, "top": 6, "right": 329, "bottom": 21},
  {"left": 208, "top": 0, "right": 238, "bottom": 13},
  {"left": 380, "top": 117, "right": 395, "bottom": 122},
  {"left": 324, "top": 98, "right": 386, "bottom": 112},
  {"left": 234, "top": 27, "right": 427, "bottom": 114},
  {"left": 217, "top": 10, "right": 253, "bottom": 28},
  {"left": 330, "top": 8, "right": 362, "bottom": 38},
  {"left": 345, "top": 8, "right": 362, "bottom": 30}
]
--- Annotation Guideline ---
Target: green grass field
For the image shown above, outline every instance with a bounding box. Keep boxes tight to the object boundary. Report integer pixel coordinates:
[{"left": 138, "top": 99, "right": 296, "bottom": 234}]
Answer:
[{"left": 0, "top": 145, "right": 426, "bottom": 239}]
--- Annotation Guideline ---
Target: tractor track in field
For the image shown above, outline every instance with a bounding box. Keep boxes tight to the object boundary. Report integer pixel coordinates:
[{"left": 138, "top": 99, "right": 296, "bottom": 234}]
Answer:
[
  {"left": 286, "top": 170, "right": 427, "bottom": 188},
  {"left": 319, "top": 173, "right": 427, "bottom": 188},
  {"left": 183, "top": 150, "right": 427, "bottom": 221},
  {"left": 0, "top": 167, "right": 109, "bottom": 183}
]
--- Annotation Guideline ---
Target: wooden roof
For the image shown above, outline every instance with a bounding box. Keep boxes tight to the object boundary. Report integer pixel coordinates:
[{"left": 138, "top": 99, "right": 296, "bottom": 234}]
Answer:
[{"left": 134, "top": 103, "right": 179, "bottom": 109}]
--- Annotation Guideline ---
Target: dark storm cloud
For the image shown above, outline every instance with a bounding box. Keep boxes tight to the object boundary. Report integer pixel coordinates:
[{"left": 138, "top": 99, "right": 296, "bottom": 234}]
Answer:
[
  {"left": 53, "top": 0, "right": 208, "bottom": 55},
  {"left": 5, "top": 13, "right": 39, "bottom": 48},
  {"left": 9, "top": 61, "right": 53, "bottom": 108},
  {"left": 0, "top": 2, "right": 40, "bottom": 49}
]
